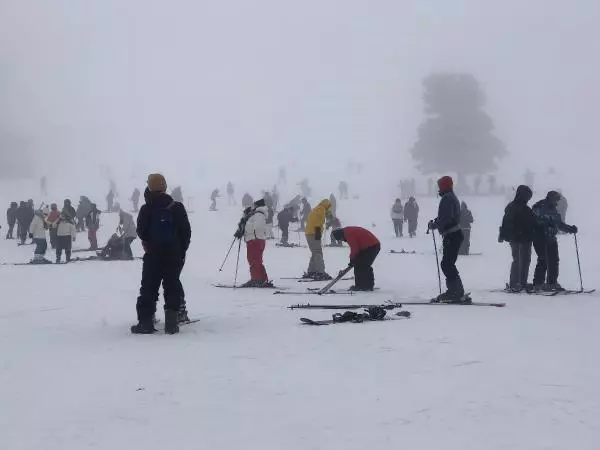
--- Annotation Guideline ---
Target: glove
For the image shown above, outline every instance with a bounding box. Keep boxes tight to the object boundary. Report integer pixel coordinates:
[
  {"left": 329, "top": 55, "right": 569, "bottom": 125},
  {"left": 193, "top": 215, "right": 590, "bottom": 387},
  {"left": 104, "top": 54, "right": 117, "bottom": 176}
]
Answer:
[
  {"left": 569, "top": 225, "right": 578, "bottom": 234},
  {"left": 428, "top": 220, "right": 436, "bottom": 230},
  {"left": 314, "top": 227, "right": 322, "bottom": 240},
  {"left": 234, "top": 230, "right": 243, "bottom": 239}
]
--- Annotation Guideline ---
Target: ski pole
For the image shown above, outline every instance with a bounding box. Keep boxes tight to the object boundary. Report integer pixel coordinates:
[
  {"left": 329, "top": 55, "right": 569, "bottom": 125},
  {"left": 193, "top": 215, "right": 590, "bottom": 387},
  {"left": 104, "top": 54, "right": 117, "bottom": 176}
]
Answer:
[
  {"left": 233, "top": 238, "right": 242, "bottom": 287},
  {"left": 574, "top": 233, "right": 584, "bottom": 292},
  {"left": 218, "top": 238, "right": 237, "bottom": 272},
  {"left": 428, "top": 228, "right": 443, "bottom": 295},
  {"left": 317, "top": 266, "right": 353, "bottom": 295}
]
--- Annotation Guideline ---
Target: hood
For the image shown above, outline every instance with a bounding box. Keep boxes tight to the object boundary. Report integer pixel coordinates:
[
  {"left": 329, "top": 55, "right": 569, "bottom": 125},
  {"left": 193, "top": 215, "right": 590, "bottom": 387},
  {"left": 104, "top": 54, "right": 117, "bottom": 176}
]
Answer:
[
  {"left": 514, "top": 185, "right": 533, "bottom": 203},
  {"left": 145, "top": 188, "right": 175, "bottom": 207},
  {"left": 317, "top": 199, "right": 331, "bottom": 210}
]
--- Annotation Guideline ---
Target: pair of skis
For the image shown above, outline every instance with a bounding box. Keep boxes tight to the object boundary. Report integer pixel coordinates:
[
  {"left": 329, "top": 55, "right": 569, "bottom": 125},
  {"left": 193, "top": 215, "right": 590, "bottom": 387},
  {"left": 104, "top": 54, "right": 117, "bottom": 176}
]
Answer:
[{"left": 289, "top": 297, "right": 506, "bottom": 309}]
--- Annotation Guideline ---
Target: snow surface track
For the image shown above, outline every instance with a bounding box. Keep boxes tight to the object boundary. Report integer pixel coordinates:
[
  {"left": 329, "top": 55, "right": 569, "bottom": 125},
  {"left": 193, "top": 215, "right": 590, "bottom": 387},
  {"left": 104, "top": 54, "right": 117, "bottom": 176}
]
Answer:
[{"left": 1, "top": 194, "right": 599, "bottom": 450}]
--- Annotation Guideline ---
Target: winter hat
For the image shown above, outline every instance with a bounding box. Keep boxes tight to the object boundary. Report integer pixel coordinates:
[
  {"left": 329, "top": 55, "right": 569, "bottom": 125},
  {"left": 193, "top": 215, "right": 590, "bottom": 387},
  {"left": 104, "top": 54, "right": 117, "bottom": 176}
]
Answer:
[
  {"left": 331, "top": 228, "right": 344, "bottom": 242},
  {"left": 515, "top": 185, "right": 533, "bottom": 202},
  {"left": 254, "top": 198, "right": 266, "bottom": 208},
  {"left": 546, "top": 190, "right": 562, "bottom": 203},
  {"left": 147, "top": 173, "right": 167, "bottom": 193},
  {"left": 437, "top": 176, "right": 454, "bottom": 193}
]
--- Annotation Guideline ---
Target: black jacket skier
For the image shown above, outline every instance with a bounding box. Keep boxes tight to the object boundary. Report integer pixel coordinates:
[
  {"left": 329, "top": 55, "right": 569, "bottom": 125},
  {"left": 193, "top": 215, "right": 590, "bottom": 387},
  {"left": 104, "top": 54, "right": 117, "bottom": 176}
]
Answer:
[
  {"left": 428, "top": 176, "right": 465, "bottom": 301},
  {"left": 6, "top": 202, "right": 17, "bottom": 239},
  {"left": 133, "top": 175, "right": 192, "bottom": 335},
  {"left": 277, "top": 206, "right": 298, "bottom": 244},
  {"left": 458, "top": 202, "right": 474, "bottom": 255},
  {"left": 531, "top": 191, "right": 577, "bottom": 290},
  {"left": 403, "top": 197, "right": 419, "bottom": 237},
  {"left": 500, "top": 185, "right": 535, "bottom": 290}
]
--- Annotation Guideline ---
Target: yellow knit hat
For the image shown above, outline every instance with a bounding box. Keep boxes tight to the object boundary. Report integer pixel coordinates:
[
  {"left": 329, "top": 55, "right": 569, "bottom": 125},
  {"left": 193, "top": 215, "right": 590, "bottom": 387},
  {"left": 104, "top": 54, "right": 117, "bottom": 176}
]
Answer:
[{"left": 147, "top": 173, "right": 167, "bottom": 193}]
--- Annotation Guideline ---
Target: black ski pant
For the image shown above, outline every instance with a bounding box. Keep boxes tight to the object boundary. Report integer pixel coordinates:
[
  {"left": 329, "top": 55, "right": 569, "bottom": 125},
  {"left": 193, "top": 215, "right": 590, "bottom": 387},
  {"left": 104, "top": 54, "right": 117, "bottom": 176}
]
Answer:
[
  {"left": 137, "top": 251, "right": 184, "bottom": 321},
  {"left": 509, "top": 241, "right": 532, "bottom": 288},
  {"left": 49, "top": 227, "right": 58, "bottom": 249},
  {"left": 18, "top": 221, "right": 28, "bottom": 244},
  {"left": 6, "top": 220, "right": 15, "bottom": 239},
  {"left": 56, "top": 236, "right": 72, "bottom": 262},
  {"left": 352, "top": 244, "right": 380, "bottom": 289},
  {"left": 407, "top": 219, "right": 417, "bottom": 237},
  {"left": 124, "top": 237, "right": 136, "bottom": 259},
  {"left": 459, "top": 229, "right": 471, "bottom": 255},
  {"left": 441, "top": 230, "right": 464, "bottom": 290},
  {"left": 533, "top": 236, "right": 559, "bottom": 286},
  {"left": 280, "top": 224, "right": 289, "bottom": 243},
  {"left": 392, "top": 219, "right": 403, "bottom": 237}
]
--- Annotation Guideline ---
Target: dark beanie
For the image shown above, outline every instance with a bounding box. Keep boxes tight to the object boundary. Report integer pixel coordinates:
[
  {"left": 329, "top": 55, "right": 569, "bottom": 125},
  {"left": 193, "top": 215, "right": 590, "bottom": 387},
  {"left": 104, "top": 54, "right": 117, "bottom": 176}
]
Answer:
[{"left": 254, "top": 199, "right": 266, "bottom": 208}]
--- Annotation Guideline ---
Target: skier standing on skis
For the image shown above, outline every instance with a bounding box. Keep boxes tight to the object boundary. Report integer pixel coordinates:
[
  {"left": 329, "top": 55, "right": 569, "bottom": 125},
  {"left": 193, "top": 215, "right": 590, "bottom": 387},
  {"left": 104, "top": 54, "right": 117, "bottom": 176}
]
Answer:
[
  {"left": 499, "top": 185, "right": 535, "bottom": 292},
  {"left": 531, "top": 191, "right": 577, "bottom": 291},
  {"left": 46, "top": 204, "right": 60, "bottom": 249},
  {"left": 132, "top": 174, "right": 191, "bottom": 335},
  {"left": 29, "top": 207, "right": 50, "bottom": 263},
  {"left": 55, "top": 210, "right": 76, "bottom": 263},
  {"left": 458, "top": 202, "right": 474, "bottom": 255},
  {"left": 277, "top": 206, "right": 298, "bottom": 245},
  {"left": 239, "top": 199, "right": 270, "bottom": 287},
  {"left": 404, "top": 196, "right": 419, "bottom": 238},
  {"left": 304, "top": 199, "right": 332, "bottom": 280},
  {"left": 428, "top": 176, "right": 466, "bottom": 302},
  {"left": 85, "top": 203, "right": 101, "bottom": 250},
  {"left": 6, "top": 202, "right": 17, "bottom": 239},
  {"left": 332, "top": 227, "right": 380, "bottom": 291},
  {"left": 390, "top": 199, "right": 404, "bottom": 237},
  {"left": 210, "top": 189, "right": 220, "bottom": 211}
]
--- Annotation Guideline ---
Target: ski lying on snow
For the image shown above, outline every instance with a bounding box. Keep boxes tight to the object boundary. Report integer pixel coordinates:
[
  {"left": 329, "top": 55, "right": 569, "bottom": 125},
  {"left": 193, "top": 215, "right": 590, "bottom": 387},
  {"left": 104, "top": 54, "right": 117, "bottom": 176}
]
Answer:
[
  {"left": 389, "top": 249, "right": 418, "bottom": 255},
  {"left": 212, "top": 284, "right": 289, "bottom": 290},
  {"left": 288, "top": 302, "right": 403, "bottom": 310},
  {"left": 72, "top": 247, "right": 105, "bottom": 254},
  {"left": 273, "top": 290, "right": 354, "bottom": 296},
  {"left": 156, "top": 319, "right": 201, "bottom": 331},
  {"left": 306, "top": 287, "right": 380, "bottom": 292},
  {"left": 281, "top": 277, "right": 353, "bottom": 283},
  {"left": 300, "top": 312, "right": 411, "bottom": 326}
]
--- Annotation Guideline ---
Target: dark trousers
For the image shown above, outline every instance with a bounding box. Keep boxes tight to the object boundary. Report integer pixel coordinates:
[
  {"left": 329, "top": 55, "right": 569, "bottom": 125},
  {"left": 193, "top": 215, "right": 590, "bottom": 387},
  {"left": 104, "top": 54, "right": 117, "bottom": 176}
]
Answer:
[
  {"left": 137, "top": 251, "right": 184, "bottom": 321},
  {"left": 6, "top": 221, "right": 15, "bottom": 239},
  {"left": 459, "top": 229, "right": 471, "bottom": 255},
  {"left": 407, "top": 219, "right": 417, "bottom": 237},
  {"left": 177, "top": 257, "right": 186, "bottom": 310},
  {"left": 56, "top": 235, "right": 72, "bottom": 262},
  {"left": 392, "top": 219, "right": 403, "bottom": 237},
  {"left": 49, "top": 227, "right": 58, "bottom": 249},
  {"left": 509, "top": 241, "right": 532, "bottom": 287},
  {"left": 441, "top": 230, "right": 464, "bottom": 287},
  {"left": 533, "top": 236, "right": 559, "bottom": 285},
  {"left": 280, "top": 225, "right": 289, "bottom": 243},
  {"left": 18, "top": 221, "right": 28, "bottom": 244},
  {"left": 352, "top": 244, "right": 380, "bottom": 289},
  {"left": 34, "top": 238, "right": 48, "bottom": 256}
]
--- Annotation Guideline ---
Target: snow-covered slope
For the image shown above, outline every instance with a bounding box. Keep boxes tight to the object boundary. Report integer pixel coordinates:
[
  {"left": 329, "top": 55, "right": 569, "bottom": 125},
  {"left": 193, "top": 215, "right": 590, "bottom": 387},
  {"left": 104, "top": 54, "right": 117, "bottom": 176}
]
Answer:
[{"left": 1, "top": 192, "right": 599, "bottom": 450}]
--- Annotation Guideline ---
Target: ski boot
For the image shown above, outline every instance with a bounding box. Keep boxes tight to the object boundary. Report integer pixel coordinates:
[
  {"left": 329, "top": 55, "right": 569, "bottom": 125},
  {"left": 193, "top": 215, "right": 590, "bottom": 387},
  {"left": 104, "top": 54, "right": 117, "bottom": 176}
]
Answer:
[
  {"left": 348, "top": 285, "right": 374, "bottom": 292},
  {"left": 543, "top": 283, "right": 565, "bottom": 292},
  {"left": 240, "top": 280, "right": 263, "bottom": 288},
  {"left": 177, "top": 308, "right": 190, "bottom": 324},
  {"left": 302, "top": 271, "right": 316, "bottom": 280},
  {"left": 261, "top": 281, "right": 274, "bottom": 288},
  {"left": 131, "top": 319, "right": 157, "bottom": 334},
  {"left": 312, "top": 272, "right": 333, "bottom": 281},
  {"left": 164, "top": 309, "right": 180, "bottom": 335}
]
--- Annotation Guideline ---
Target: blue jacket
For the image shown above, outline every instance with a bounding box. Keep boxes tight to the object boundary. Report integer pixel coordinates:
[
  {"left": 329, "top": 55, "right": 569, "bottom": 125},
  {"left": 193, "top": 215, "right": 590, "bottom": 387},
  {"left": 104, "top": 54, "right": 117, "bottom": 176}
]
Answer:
[
  {"left": 433, "top": 190, "right": 461, "bottom": 236},
  {"left": 532, "top": 199, "right": 571, "bottom": 238}
]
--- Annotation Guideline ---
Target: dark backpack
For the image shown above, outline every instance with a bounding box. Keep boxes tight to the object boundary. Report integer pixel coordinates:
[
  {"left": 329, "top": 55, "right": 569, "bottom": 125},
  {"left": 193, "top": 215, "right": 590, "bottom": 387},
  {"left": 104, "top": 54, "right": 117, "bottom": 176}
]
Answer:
[{"left": 148, "top": 202, "right": 176, "bottom": 247}]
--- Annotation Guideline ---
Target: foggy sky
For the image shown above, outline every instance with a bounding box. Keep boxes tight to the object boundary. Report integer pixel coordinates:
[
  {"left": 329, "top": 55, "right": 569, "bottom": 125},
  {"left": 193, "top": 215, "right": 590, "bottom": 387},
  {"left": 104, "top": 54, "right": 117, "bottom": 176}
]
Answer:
[{"left": 1, "top": 1, "right": 598, "bottom": 188}]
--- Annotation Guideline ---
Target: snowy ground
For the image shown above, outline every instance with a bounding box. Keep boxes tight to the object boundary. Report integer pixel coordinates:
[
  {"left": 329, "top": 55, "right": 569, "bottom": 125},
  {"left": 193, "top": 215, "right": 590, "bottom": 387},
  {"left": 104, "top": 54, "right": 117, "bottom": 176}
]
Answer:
[{"left": 1, "top": 193, "right": 599, "bottom": 450}]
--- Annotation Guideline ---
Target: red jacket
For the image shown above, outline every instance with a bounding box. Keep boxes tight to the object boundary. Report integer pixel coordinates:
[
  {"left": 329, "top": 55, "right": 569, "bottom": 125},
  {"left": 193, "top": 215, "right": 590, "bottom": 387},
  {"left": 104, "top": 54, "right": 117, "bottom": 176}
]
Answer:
[{"left": 343, "top": 226, "right": 380, "bottom": 261}]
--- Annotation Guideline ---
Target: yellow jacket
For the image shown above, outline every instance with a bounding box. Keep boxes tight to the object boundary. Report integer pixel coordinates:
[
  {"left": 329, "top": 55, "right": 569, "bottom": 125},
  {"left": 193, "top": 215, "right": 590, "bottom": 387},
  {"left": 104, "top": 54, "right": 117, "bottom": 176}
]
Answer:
[{"left": 305, "top": 199, "right": 331, "bottom": 235}]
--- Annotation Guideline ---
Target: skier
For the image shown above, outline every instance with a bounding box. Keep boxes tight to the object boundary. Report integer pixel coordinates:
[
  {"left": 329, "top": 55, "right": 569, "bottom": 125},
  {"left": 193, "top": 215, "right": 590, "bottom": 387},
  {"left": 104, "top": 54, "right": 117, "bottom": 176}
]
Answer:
[
  {"left": 390, "top": 199, "right": 404, "bottom": 237},
  {"left": 29, "top": 207, "right": 51, "bottom": 263},
  {"left": 304, "top": 199, "right": 332, "bottom": 280},
  {"left": 55, "top": 210, "right": 76, "bottom": 263},
  {"left": 6, "top": 202, "right": 17, "bottom": 239},
  {"left": 277, "top": 206, "right": 299, "bottom": 245},
  {"left": 210, "top": 189, "right": 220, "bottom": 211},
  {"left": 227, "top": 182, "right": 236, "bottom": 206},
  {"left": 404, "top": 196, "right": 419, "bottom": 238},
  {"left": 239, "top": 199, "right": 270, "bottom": 287},
  {"left": 242, "top": 193, "right": 254, "bottom": 209},
  {"left": 106, "top": 190, "right": 115, "bottom": 212},
  {"left": 499, "top": 185, "right": 535, "bottom": 291},
  {"left": 338, "top": 181, "right": 349, "bottom": 200},
  {"left": 263, "top": 191, "right": 275, "bottom": 236},
  {"left": 557, "top": 192, "right": 568, "bottom": 223},
  {"left": 428, "top": 176, "right": 466, "bottom": 303},
  {"left": 329, "top": 193, "right": 337, "bottom": 218},
  {"left": 76, "top": 196, "right": 92, "bottom": 232},
  {"left": 531, "top": 191, "right": 578, "bottom": 291},
  {"left": 300, "top": 198, "right": 311, "bottom": 231},
  {"left": 326, "top": 215, "right": 343, "bottom": 247},
  {"left": 331, "top": 227, "right": 380, "bottom": 291},
  {"left": 132, "top": 174, "right": 191, "bottom": 334},
  {"left": 131, "top": 188, "right": 141, "bottom": 212},
  {"left": 17, "top": 201, "right": 34, "bottom": 245},
  {"left": 118, "top": 208, "right": 137, "bottom": 259},
  {"left": 458, "top": 202, "right": 474, "bottom": 255},
  {"left": 85, "top": 204, "right": 101, "bottom": 250},
  {"left": 63, "top": 199, "right": 76, "bottom": 220},
  {"left": 46, "top": 204, "right": 60, "bottom": 249},
  {"left": 171, "top": 186, "right": 184, "bottom": 204}
]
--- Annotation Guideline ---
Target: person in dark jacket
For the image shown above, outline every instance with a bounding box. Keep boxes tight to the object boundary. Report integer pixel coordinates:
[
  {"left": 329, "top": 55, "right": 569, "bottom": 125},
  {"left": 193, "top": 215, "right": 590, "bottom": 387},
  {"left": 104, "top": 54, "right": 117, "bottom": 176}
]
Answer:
[
  {"left": 428, "top": 176, "right": 466, "bottom": 302},
  {"left": 209, "top": 189, "right": 219, "bottom": 211},
  {"left": 131, "top": 174, "right": 192, "bottom": 335},
  {"left": 63, "top": 199, "right": 77, "bottom": 220},
  {"left": 531, "top": 191, "right": 577, "bottom": 291},
  {"left": 404, "top": 197, "right": 419, "bottom": 238},
  {"left": 277, "top": 206, "right": 298, "bottom": 245},
  {"left": 17, "top": 201, "right": 35, "bottom": 245},
  {"left": 85, "top": 204, "right": 101, "bottom": 250},
  {"left": 332, "top": 227, "right": 380, "bottom": 291},
  {"left": 458, "top": 202, "right": 474, "bottom": 255},
  {"left": 499, "top": 185, "right": 535, "bottom": 291},
  {"left": 6, "top": 202, "right": 18, "bottom": 239},
  {"left": 131, "top": 188, "right": 141, "bottom": 212}
]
